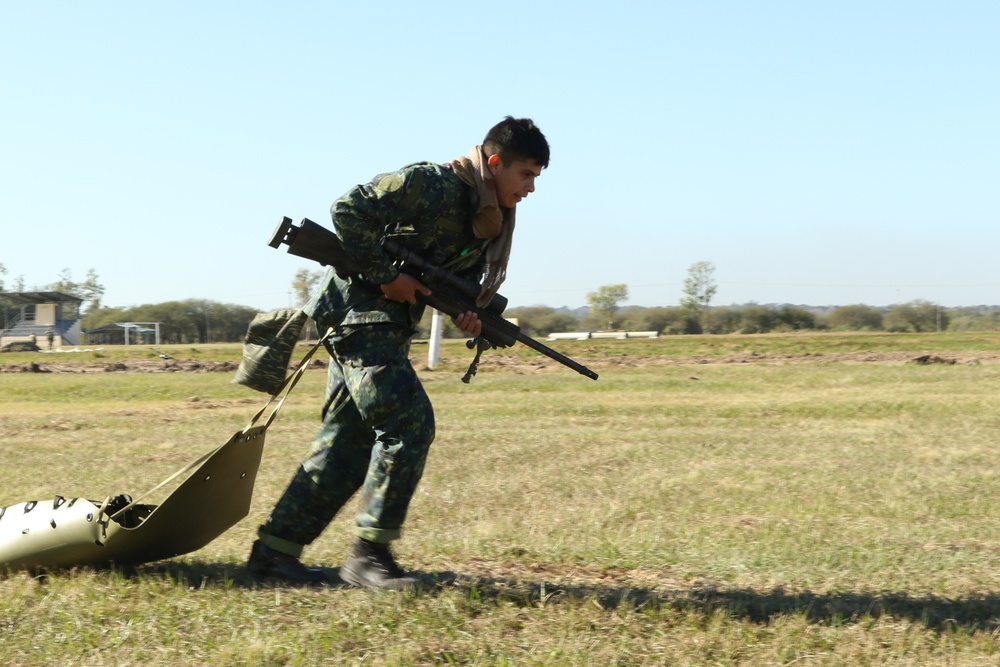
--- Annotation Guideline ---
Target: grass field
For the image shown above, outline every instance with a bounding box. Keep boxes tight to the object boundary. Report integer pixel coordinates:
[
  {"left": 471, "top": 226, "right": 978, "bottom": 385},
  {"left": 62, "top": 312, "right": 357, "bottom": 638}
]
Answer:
[{"left": 2, "top": 333, "right": 1000, "bottom": 665}]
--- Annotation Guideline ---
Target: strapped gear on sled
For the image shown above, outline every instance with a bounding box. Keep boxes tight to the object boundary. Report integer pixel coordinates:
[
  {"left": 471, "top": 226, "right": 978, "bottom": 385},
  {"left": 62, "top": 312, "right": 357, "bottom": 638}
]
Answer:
[{"left": 0, "top": 327, "right": 329, "bottom": 572}]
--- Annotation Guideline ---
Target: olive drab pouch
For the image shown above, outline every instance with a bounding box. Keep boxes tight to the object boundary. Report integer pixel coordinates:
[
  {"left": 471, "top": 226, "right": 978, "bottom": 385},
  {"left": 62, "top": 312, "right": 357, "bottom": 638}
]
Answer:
[{"left": 233, "top": 308, "right": 309, "bottom": 395}]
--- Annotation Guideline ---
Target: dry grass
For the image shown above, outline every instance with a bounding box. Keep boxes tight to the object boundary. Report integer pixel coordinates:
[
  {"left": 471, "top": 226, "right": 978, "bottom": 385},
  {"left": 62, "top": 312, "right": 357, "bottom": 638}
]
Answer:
[{"left": 2, "top": 334, "right": 1000, "bottom": 665}]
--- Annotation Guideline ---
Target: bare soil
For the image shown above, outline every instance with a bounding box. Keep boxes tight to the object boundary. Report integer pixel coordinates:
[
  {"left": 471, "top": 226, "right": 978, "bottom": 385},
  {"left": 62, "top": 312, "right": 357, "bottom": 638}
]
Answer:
[
  {"left": 0, "top": 350, "right": 994, "bottom": 375},
  {"left": 0, "top": 359, "right": 246, "bottom": 374},
  {"left": 477, "top": 350, "right": 998, "bottom": 375}
]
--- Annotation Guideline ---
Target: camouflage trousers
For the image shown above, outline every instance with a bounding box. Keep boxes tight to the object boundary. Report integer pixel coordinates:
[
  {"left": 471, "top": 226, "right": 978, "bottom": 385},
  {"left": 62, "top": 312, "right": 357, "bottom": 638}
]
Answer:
[{"left": 258, "top": 324, "right": 434, "bottom": 556}]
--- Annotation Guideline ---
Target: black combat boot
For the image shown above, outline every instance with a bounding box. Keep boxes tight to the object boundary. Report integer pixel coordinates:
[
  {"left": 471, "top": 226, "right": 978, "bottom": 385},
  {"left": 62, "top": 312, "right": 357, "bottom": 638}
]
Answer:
[
  {"left": 247, "top": 540, "right": 328, "bottom": 585},
  {"left": 340, "top": 537, "right": 419, "bottom": 591}
]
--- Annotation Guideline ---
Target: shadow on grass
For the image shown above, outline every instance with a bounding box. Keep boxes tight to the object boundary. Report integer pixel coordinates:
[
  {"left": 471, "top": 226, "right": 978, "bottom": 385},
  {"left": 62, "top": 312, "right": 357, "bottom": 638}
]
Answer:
[
  {"left": 434, "top": 573, "right": 1000, "bottom": 632},
  {"left": 117, "top": 560, "right": 1000, "bottom": 632},
  {"left": 655, "top": 586, "right": 1000, "bottom": 633}
]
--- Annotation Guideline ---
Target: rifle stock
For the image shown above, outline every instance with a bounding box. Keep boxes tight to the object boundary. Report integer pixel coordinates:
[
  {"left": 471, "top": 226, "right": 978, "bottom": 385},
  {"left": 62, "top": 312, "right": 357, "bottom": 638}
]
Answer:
[{"left": 270, "top": 216, "right": 599, "bottom": 381}]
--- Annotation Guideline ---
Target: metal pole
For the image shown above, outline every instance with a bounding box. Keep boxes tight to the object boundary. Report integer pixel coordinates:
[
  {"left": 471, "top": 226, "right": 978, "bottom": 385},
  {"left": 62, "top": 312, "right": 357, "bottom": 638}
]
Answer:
[{"left": 428, "top": 309, "right": 443, "bottom": 369}]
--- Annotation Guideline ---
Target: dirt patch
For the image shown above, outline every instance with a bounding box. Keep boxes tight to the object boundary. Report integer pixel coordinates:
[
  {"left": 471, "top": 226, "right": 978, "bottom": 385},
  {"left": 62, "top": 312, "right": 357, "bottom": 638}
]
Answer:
[
  {"left": 909, "top": 354, "right": 960, "bottom": 365},
  {"left": 3, "top": 361, "right": 51, "bottom": 373},
  {"left": 1, "top": 351, "right": 994, "bottom": 375},
  {"left": 0, "top": 359, "right": 239, "bottom": 374},
  {"left": 474, "top": 350, "right": 999, "bottom": 375},
  {"left": 1, "top": 342, "right": 39, "bottom": 353},
  {"left": 184, "top": 396, "right": 262, "bottom": 410}
]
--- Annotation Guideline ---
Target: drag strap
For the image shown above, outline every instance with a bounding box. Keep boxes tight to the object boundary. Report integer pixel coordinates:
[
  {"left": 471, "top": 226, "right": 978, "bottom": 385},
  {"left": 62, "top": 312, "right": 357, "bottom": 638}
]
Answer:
[
  {"left": 242, "top": 326, "right": 333, "bottom": 431},
  {"left": 108, "top": 329, "right": 333, "bottom": 521}
]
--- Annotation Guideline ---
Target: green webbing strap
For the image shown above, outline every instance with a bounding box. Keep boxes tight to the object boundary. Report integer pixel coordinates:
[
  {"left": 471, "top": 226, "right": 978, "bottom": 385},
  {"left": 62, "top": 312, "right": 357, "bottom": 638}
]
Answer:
[
  {"left": 243, "top": 327, "right": 333, "bottom": 431},
  {"left": 108, "top": 329, "right": 333, "bottom": 522}
]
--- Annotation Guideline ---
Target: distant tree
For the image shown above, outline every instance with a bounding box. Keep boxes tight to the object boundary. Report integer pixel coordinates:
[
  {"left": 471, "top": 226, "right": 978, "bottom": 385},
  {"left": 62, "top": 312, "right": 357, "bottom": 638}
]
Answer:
[
  {"left": 586, "top": 284, "right": 629, "bottom": 330},
  {"left": 640, "top": 306, "right": 701, "bottom": 335},
  {"left": 680, "top": 261, "right": 717, "bottom": 330},
  {"left": 82, "top": 304, "right": 127, "bottom": 332},
  {"left": 883, "top": 300, "right": 947, "bottom": 333},
  {"left": 680, "top": 261, "right": 717, "bottom": 311},
  {"left": 79, "top": 269, "right": 105, "bottom": 314},
  {"left": 46, "top": 267, "right": 105, "bottom": 314},
  {"left": 292, "top": 268, "right": 325, "bottom": 307},
  {"left": 505, "top": 306, "right": 580, "bottom": 337},
  {"left": 186, "top": 299, "right": 218, "bottom": 343},
  {"left": 739, "top": 306, "right": 778, "bottom": 333},
  {"left": 825, "top": 304, "right": 884, "bottom": 331},
  {"left": 292, "top": 268, "right": 325, "bottom": 339},
  {"left": 776, "top": 307, "right": 818, "bottom": 331},
  {"left": 705, "top": 307, "right": 742, "bottom": 334},
  {"left": 947, "top": 307, "right": 1000, "bottom": 332},
  {"left": 542, "top": 312, "right": 583, "bottom": 335},
  {"left": 49, "top": 268, "right": 75, "bottom": 293},
  {"left": 85, "top": 299, "right": 259, "bottom": 344},
  {"left": 616, "top": 307, "right": 648, "bottom": 332},
  {"left": 0, "top": 263, "right": 8, "bottom": 326}
]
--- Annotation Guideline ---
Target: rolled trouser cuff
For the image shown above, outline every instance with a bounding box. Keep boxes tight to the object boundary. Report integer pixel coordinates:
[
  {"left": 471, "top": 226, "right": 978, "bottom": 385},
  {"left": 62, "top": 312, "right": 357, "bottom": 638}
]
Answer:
[
  {"left": 257, "top": 531, "right": 305, "bottom": 558},
  {"left": 353, "top": 526, "right": 400, "bottom": 543}
]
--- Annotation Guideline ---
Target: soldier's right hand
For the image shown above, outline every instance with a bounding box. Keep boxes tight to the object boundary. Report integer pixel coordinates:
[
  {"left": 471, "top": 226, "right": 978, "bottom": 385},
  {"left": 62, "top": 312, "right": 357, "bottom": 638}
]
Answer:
[{"left": 380, "top": 273, "right": 431, "bottom": 304}]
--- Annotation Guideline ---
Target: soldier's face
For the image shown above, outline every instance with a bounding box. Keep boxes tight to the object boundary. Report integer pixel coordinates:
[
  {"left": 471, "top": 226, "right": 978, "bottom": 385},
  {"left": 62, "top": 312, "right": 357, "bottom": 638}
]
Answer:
[{"left": 488, "top": 155, "right": 542, "bottom": 209}]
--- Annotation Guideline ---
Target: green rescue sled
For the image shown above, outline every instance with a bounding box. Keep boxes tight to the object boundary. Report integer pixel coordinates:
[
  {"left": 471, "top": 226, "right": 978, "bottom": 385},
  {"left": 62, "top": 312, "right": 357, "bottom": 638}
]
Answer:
[{"left": 0, "top": 318, "right": 322, "bottom": 572}]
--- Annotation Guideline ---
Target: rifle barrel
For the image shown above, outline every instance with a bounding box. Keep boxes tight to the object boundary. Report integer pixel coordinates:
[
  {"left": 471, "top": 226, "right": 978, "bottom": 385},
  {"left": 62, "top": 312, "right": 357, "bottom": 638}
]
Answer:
[{"left": 515, "top": 332, "right": 599, "bottom": 380}]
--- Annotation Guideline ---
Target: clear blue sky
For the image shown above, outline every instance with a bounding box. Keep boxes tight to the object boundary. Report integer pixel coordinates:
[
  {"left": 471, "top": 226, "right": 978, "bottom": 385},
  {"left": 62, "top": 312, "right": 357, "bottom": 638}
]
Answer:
[{"left": 2, "top": 2, "right": 997, "bottom": 311}]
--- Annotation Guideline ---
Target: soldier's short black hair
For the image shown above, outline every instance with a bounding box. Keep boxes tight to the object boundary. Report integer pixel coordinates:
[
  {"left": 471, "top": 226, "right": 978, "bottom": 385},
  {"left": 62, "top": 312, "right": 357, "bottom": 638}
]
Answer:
[{"left": 483, "top": 116, "right": 550, "bottom": 169}]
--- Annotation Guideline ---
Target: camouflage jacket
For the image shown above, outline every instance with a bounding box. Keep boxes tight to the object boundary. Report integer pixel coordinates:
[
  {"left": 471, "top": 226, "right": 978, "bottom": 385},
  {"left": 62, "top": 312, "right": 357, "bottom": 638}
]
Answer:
[{"left": 305, "top": 162, "right": 490, "bottom": 333}]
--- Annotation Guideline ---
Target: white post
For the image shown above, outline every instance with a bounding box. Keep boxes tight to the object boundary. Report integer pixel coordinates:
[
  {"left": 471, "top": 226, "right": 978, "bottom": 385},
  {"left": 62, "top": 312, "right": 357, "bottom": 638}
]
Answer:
[{"left": 428, "top": 309, "right": 443, "bottom": 369}]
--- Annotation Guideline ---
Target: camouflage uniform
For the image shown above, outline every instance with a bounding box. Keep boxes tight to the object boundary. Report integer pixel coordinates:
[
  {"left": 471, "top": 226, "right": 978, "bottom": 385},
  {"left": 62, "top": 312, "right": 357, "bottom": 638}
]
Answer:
[{"left": 258, "top": 162, "right": 489, "bottom": 555}]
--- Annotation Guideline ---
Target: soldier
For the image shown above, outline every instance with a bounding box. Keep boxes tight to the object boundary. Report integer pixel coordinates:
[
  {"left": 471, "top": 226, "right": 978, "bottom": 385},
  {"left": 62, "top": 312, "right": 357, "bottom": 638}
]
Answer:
[
  {"left": 247, "top": 117, "right": 550, "bottom": 589},
  {"left": 45, "top": 328, "right": 54, "bottom": 350}
]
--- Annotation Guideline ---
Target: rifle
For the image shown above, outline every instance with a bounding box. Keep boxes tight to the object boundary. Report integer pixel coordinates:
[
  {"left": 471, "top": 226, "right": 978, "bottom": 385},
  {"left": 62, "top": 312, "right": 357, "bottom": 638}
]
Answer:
[{"left": 268, "top": 216, "right": 599, "bottom": 382}]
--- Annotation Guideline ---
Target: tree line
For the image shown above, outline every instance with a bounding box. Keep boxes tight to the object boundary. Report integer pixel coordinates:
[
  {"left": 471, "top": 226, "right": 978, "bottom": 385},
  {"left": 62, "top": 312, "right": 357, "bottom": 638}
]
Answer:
[
  {"left": 4, "top": 264, "right": 998, "bottom": 345},
  {"left": 500, "top": 300, "right": 1000, "bottom": 338},
  {"left": 0, "top": 265, "right": 259, "bottom": 344},
  {"left": 84, "top": 300, "right": 261, "bottom": 343},
  {"left": 513, "top": 261, "right": 995, "bottom": 337}
]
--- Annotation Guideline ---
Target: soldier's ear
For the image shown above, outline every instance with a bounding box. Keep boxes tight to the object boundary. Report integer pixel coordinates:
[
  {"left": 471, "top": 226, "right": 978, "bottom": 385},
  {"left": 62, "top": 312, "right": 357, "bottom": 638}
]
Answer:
[{"left": 487, "top": 153, "right": 502, "bottom": 174}]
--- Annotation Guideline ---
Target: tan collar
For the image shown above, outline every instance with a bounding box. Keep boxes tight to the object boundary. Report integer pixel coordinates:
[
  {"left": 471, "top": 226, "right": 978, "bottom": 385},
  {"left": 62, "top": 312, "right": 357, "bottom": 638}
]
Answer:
[{"left": 449, "top": 146, "right": 516, "bottom": 307}]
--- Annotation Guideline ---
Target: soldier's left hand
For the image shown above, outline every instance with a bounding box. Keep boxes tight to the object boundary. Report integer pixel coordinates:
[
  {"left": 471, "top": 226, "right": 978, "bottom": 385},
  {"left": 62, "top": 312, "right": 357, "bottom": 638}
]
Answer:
[{"left": 453, "top": 310, "right": 483, "bottom": 337}]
